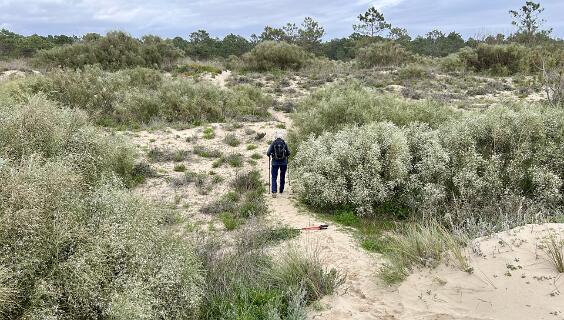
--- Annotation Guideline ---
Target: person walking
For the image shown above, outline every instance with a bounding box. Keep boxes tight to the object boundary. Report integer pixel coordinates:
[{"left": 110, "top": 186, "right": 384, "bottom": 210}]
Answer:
[{"left": 267, "top": 132, "right": 290, "bottom": 198}]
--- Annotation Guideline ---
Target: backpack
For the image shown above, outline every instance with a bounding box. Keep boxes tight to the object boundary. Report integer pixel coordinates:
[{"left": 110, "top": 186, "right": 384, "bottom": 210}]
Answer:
[{"left": 272, "top": 139, "right": 287, "bottom": 160}]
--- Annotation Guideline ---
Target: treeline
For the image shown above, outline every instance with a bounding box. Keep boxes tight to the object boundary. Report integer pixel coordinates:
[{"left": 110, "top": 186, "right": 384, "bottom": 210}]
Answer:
[
  {"left": 2, "top": 1, "right": 561, "bottom": 70},
  {"left": 0, "top": 29, "right": 76, "bottom": 59}
]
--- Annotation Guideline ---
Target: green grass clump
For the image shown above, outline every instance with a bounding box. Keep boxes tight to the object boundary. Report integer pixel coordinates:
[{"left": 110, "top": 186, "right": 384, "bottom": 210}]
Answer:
[
  {"left": 246, "top": 144, "right": 257, "bottom": 150},
  {"left": 332, "top": 210, "right": 361, "bottom": 227},
  {"left": 269, "top": 249, "right": 345, "bottom": 303},
  {"left": 223, "top": 133, "right": 241, "bottom": 147},
  {"left": 250, "top": 152, "right": 262, "bottom": 160},
  {"left": 225, "top": 153, "right": 244, "bottom": 167},
  {"left": 543, "top": 236, "right": 564, "bottom": 273},
  {"left": 219, "top": 212, "right": 242, "bottom": 231},
  {"left": 198, "top": 230, "right": 342, "bottom": 320},
  {"left": 203, "top": 127, "right": 215, "bottom": 139},
  {"left": 193, "top": 145, "right": 223, "bottom": 158},
  {"left": 148, "top": 148, "right": 189, "bottom": 162},
  {"left": 379, "top": 222, "right": 471, "bottom": 284},
  {"left": 174, "top": 163, "right": 187, "bottom": 172}
]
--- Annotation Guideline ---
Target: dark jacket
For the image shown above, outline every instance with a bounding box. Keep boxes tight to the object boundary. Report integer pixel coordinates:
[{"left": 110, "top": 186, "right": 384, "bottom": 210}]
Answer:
[{"left": 267, "top": 138, "right": 290, "bottom": 165}]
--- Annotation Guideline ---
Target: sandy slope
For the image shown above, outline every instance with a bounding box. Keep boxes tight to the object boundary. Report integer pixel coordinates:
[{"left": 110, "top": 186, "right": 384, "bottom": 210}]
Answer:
[{"left": 391, "top": 224, "right": 564, "bottom": 320}]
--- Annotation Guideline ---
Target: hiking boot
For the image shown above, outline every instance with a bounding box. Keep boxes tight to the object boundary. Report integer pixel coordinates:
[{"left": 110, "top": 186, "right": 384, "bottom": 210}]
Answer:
[{"left": 271, "top": 193, "right": 277, "bottom": 198}]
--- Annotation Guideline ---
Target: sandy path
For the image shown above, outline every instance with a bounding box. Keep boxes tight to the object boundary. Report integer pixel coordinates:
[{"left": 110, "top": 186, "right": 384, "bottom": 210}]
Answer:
[{"left": 263, "top": 110, "right": 402, "bottom": 319}]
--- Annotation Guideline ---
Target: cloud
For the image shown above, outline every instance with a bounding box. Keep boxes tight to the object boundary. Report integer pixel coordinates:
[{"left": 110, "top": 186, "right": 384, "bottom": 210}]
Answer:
[{"left": 0, "top": 0, "right": 561, "bottom": 39}]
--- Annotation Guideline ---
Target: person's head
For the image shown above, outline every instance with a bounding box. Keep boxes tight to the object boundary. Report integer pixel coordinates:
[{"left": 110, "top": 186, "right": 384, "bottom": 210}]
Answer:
[{"left": 275, "top": 131, "right": 283, "bottom": 140}]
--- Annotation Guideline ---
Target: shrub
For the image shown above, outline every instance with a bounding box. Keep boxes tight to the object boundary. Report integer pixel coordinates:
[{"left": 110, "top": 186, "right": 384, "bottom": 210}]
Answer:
[
  {"left": 457, "top": 43, "right": 529, "bottom": 75},
  {"left": 174, "top": 63, "right": 222, "bottom": 76},
  {"left": 0, "top": 97, "right": 204, "bottom": 319},
  {"left": 34, "top": 31, "right": 183, "bottom": 71},
  {"left": 398, "top": 64, "right": 431, "bottom": 80},
  {"left": 225, "top": 153, "right": 244, "bottom": 167},
  {"left": 293, "top": 122, "right": 411, "bottom": 215},
  {"left": 355, "top": 42, "right": 414, "bottom": 68},
  {"left": 174, "top": 164, "right": 187, "bottom": 172},
  {"left": 439, "top": 53, "right": 466, "bottom": 73},
  {"left": 223, "top": 133, "right": 241, "bottom": 147},
  {"left": 232, "top": 170, "right": 264, "bottom": 193},
  {"left": 291, "top": 82, "right": 457, "bottom": 146},
  {"left": 242, "top": 41, "right": 310, "bottom": 71},
  {"left": 220, "top": 212, "right": 242, "bottom": 231},
  {"left": 0, "top": 95, "right": 139, "bottom": 186},
  {"left": 193, "top": 145, "right": 223, "bottom": 158},
  {"left": 379, "top": 222, "right": 470, "bottom": 284},
  {"left": 148, "top": 148, "right": 189, "bottom": 162},
  {"left": 9, "top": 67, "right": 272, "bottom": 127},
  {"left": 0, "top": 267, "right": 14, "bottom": 317},
  {"left": 294, "top": 103, "right": 564, "bottom": 232}
]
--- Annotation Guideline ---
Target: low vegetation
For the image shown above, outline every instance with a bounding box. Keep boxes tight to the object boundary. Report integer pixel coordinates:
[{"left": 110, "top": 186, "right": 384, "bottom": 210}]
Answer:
[
  {"left": 0, "top": 95, "right": 203, "bottom": 319},
  {"left": 380, "top": 222, "right": 471, "bottom": 284},
  {"left": 241, "top": 41, "right": 311, "bottom": 71},
  {"left": 543, "top": 235, "right": 564, "bottom": 273},
  {"left": 34, "top": 31, "right": 182, "bottom": 70},
  {"left": 198, "top": 230, "right": 342, "bottom": 319},
  {"left": 201, "top": 170, "right": 267, "bottom": 226},
  {"left": 5, "top": 66, "right": 272, "bottom": 127},
  {"left": 290, "top": 82, "right": 457, "bottom": 146},
  {"left": 355, "top": 41, "right": 415, "bottom": 68},
  {"left": 293, "top": 94, "right": 564, "bottom": 234}
]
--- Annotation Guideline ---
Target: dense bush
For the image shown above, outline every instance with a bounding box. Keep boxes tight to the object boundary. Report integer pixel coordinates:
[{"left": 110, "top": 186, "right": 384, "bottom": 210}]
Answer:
[
  {"left": 242, "top": 41, "right": 310, "bottom": 71},
  {"left": 290, "top": 82, "right": 457, "bottom": 146},
  {"left": 0, "top": 29, "right": 75, "bottom": 59},
  {"left": 355, "top": 41, "right": 414, "bottom": 68},
  {"left": 293, "top": 103, "right": 564, "bottom": 232},
  {"left": 8, "top": 67, "right": 272, "bottom": 126},
  {"left": 0, "top": 96, "right": 204, "bottom": 319},
  {"left": 457, "top": 43, "right": 529, "bottom": 75},
  {"left": 34, "top": 31, "right": 183, "bottom": 71}
]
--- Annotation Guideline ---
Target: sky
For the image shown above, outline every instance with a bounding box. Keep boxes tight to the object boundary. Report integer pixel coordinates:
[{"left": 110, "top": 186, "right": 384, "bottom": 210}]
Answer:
[{"left": 0, "top": 0, "right": 562, "bottom": 40}]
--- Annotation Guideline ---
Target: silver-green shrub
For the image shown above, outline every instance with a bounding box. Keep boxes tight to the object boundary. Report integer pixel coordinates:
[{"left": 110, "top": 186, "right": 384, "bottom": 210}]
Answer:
[
  {"left": 0, "top": 97, "right": 204, "bottom": 319},
  {"left": 294, "top": 122, "right": 410, "bottom": 215},
  {"left": 294, "top": 103, "right": 564, "bottom": 231}
]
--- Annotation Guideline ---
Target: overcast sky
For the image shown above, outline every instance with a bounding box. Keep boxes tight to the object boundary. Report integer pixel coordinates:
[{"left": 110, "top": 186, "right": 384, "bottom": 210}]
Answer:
[{"left": 1, "top": 0, "right": 562, "bottom": 40}]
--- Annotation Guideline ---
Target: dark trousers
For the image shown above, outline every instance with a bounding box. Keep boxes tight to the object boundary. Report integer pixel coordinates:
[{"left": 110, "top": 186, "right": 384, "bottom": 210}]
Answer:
[{"left": 271, "top": 164, "right": 287, "bottom": 193}]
